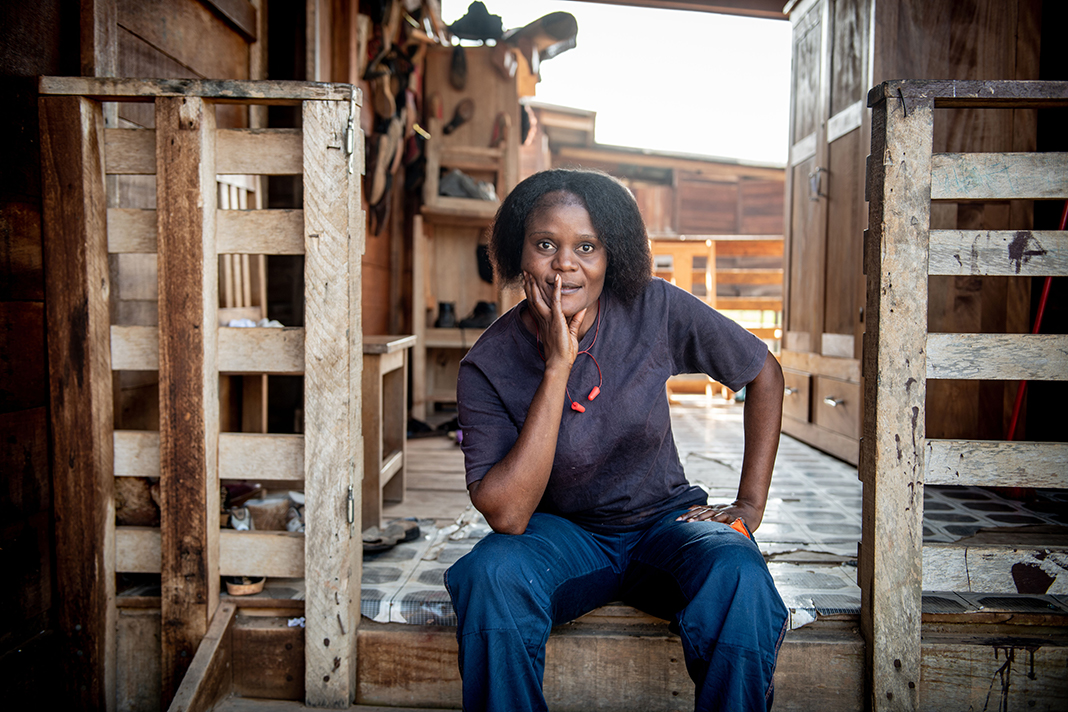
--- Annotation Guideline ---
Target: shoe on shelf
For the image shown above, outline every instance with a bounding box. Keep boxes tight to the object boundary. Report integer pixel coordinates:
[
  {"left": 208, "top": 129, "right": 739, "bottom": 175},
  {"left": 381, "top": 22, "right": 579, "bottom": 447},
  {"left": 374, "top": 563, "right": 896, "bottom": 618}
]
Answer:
[
  {"left": 459, "top": 301, "right": 498, "bottom": 329},
  {"left": 435, "top": 301, "right": 457, "bottom": 328}
]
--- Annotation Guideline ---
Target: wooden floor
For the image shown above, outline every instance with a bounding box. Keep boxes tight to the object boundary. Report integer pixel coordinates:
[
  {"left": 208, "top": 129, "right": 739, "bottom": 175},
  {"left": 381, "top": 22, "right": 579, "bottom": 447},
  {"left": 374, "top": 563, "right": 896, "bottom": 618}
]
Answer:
[{"left": 382, "top": 432, "right": 469, "bottom": 528}]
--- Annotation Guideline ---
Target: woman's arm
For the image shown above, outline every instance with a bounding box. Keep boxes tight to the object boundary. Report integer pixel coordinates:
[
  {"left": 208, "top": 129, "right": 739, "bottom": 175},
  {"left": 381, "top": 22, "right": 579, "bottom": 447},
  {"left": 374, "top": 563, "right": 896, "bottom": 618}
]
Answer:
[
  {"left": 677, "top": 351, "right": 784, "bottom": 531},
  {"left": 468, "top": 273, "right": 584, "bottom": 535}
]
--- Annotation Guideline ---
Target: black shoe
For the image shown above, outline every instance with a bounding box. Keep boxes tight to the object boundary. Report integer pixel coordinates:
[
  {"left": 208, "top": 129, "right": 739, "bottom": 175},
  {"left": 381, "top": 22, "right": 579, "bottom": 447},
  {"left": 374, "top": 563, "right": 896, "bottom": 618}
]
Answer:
[
  {"left": 448, "top": 1, "right": 504, "bottom": 41},
  {"left": 459, "top": 301, "right": 498, "bottom": 329},
  {"left": 449, "top": 45, "right": 467, "bottom": 90},
  {"left": 435, "top": 302, "right": 457, "bottom": 328}
]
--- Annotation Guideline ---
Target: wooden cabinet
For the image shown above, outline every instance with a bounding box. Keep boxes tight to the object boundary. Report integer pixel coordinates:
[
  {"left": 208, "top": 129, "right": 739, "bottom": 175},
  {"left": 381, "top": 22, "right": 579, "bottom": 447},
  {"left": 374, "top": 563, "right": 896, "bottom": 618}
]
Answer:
[
  {"left": 782, "top": 0, "right": 869, "bottom": 464},
  {"left": 781, "top": 0, "right": 1041, "bottom": 462},
  {"left": 411, "top": 46, "right": 521, "bottom": 420}
]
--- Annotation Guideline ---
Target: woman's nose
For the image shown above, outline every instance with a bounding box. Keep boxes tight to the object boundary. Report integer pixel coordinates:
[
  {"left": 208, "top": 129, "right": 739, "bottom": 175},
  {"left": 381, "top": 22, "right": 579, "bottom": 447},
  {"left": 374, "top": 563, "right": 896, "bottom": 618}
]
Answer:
[{"left": 552, "top": 250, "right": 575, "bottom": 271}]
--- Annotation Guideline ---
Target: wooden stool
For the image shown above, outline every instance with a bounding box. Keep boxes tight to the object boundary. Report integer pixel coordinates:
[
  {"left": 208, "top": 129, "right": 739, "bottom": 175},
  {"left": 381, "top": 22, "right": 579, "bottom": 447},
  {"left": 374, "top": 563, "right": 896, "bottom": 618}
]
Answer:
[{"left": 362, "top": 335, "right": 417, "bottom": 530}]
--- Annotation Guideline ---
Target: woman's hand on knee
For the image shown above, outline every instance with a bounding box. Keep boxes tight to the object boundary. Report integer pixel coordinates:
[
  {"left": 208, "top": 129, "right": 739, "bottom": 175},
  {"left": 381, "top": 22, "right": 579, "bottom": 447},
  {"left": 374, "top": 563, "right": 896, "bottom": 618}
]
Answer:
[{"left": 675, "top": 500, "right": 765, "bottom": 532}]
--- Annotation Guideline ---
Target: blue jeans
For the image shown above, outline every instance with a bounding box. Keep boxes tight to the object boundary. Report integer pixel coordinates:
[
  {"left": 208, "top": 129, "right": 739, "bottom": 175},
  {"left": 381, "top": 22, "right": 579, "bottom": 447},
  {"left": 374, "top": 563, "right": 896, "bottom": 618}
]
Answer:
[{"left": 444, "top": 510, "right": 789, "bottom": 712}]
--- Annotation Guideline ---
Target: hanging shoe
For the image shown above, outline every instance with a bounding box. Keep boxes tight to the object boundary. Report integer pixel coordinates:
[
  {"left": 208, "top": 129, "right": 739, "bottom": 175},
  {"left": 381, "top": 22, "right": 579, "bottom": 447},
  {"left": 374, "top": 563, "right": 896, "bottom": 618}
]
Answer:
[
  {"left": 443, "top": 98, "right": 475, "bottom": 135},
  {"left": 502, "top": 12, "right": 578, "bottom": 78},
  {"left": 449, "top": 45, "right": 468, "bottom": 91},
  {"left": 447, "top": 1, "right": 504, "bottom": 41}
]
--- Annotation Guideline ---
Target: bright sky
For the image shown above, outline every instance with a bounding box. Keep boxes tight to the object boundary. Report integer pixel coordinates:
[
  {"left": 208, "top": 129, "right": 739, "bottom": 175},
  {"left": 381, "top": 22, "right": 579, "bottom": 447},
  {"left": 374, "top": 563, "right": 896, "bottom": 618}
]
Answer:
[{"left": 440, "top": 0, "right": 793, "bottom": 165}]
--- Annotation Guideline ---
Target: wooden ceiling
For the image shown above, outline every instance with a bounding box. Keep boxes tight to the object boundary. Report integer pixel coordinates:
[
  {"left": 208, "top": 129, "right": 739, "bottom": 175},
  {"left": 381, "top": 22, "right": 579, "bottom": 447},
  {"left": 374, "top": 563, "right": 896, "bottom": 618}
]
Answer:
[{"left": 571, "top": 0, "right": 788, "bottom": 21}]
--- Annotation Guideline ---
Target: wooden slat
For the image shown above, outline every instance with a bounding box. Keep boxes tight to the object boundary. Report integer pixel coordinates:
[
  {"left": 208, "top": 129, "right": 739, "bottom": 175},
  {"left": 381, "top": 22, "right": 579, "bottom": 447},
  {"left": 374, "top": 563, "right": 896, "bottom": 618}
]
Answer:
[
  {"left": 927, "top": 333, "right": 1068, "bottom": 381},
  {"left": 108, "top": 208, "right": 156, "bottom": 252},
  {"left": 114, "top": 430, "right": 160, "bottom": 477},
  {"left": 216, "top": 209, "right": 305, "bottom": 253},
  {"left": 860, "top": 88, "right": 932, "bottom": 710},
  {"left": 217, "top": 129, "right": 303, "bottom": 175},
  {"left": 109, "top": 208, "right": 306, "bottom": 255},
  {"left": 716, "top": 268, "right": 784, "bottom": 284},
  {"left": 218, "top": 327, "right": 305, "bottom": 374},
  {"left": 156, "top": 95, "right": 220, "bottom": 703},
  {"left": 929, "top": 229, "right": 1068, "bottom": 276},
  {"left": 115, "top": 431, "right": 305, "bottom": 481},
  {"left": 111, "top": 325, "right": 159, "bottom": 369},
  {"left": 713, "top": 296, "right": 783, "bottom": 311},
  {"left": 925, "top": 440, "right": 1068, "bottom": 488},
  {"left": 106, "top": 128, "right": 155, "bottom": 174},
  {"left": 874, "top": 79, "right": 1068, "bottom": 108},
  {"left": 111, "top": 326, "right": 306, "bottom": 373},
  {"left": 40, "top": 75, "right": 358, "bottom": 103},
  {"left": 105, "top": 128, "right": 304, "bottom": 176},
  {"left": 39, "top": 94, "right": 117, "bottom": 710},
  {"left": 116, "top": 528, "right": 305, "bottom": 578},
  {"left": 302, "top": 97, "right": 363, "bottom": 706},
  {"left": 166, "top": 603, "right": 236, "bottom": 712},
  {"left": 923, "top": 543, "right": 1068, "bottom": 594},
  {"left": 219, "top": 433, "right": 304, "bottom": 481},
  {"left": 931, "top": 152, "right": 1068, "bottom": 201}
]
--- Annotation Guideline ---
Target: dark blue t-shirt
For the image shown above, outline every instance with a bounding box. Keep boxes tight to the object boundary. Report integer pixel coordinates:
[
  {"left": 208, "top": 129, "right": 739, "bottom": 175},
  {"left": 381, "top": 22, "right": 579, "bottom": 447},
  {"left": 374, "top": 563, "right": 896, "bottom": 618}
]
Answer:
[{"left": 457, "top": 278, "right": 768, "bottom": 532}]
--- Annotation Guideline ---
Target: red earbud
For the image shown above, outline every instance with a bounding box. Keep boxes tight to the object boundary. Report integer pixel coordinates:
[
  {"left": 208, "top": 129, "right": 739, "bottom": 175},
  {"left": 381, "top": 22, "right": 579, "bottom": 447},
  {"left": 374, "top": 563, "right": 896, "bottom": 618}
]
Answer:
[
  {"left": 587, "top": 386, "right": 600, "bottom": 401},
  {"left": 571, "top": 401, "right": 586, "bottom": 413}
]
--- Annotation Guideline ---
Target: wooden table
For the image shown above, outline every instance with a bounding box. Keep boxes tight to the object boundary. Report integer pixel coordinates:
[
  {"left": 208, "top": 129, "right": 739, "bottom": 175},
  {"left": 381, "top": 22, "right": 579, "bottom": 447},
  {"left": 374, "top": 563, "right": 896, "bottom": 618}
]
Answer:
[{"left": 362, "top": 335, "right": 417, "bottom": 531}]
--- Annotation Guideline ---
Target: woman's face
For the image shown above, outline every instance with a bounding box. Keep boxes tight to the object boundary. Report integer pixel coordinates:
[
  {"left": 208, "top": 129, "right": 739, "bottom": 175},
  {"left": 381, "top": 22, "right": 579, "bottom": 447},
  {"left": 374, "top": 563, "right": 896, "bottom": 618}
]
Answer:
[{"left": 520, "top": 192, "right": 608, "bottom": 321}]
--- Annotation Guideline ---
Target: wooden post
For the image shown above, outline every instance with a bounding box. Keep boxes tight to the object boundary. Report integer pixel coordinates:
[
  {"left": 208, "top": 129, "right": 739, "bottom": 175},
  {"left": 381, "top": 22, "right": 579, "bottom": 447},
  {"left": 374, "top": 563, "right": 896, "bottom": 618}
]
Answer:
[
  {"left": 860, "top": 82, "right": 933, "bottom": 711},
  {"left": 39, "top": 94, "right": 117, "bottom": 711},
  {"left": 156, "top": 96, "right": 221, "bottom": 704},
  {"left": 302, "top": 96, "right": 363, "bottom": 707}
]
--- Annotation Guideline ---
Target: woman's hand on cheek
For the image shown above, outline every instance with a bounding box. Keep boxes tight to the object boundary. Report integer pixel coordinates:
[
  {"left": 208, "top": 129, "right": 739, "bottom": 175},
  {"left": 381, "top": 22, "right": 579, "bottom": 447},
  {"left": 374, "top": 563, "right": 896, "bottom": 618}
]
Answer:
[{"left": 524, "top": 272, "right": 584, "bottom": 369}]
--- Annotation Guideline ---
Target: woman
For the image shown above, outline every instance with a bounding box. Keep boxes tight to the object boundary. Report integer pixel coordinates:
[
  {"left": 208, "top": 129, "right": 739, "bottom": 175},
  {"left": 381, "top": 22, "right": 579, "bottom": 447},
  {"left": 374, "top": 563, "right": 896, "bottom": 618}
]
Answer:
[{"left": 445, "top": 168, "right": 788, "bottom": 711}]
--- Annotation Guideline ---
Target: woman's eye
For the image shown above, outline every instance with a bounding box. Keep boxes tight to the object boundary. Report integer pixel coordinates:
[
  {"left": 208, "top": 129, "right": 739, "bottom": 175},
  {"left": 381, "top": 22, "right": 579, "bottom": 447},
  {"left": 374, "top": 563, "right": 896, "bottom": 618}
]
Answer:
[
  {"left": 538, "top": 240, "right": 554, "bottom": 250},
  {"left": 578, "top": 244, "right": 594, "bottom": 253}
]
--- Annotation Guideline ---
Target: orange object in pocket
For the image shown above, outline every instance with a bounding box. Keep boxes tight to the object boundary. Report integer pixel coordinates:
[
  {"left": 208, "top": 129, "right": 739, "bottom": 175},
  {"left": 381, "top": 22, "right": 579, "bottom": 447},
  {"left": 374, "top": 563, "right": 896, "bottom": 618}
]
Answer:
[{"left": 730, "top": 519, "right": 751, "bottom": 539}]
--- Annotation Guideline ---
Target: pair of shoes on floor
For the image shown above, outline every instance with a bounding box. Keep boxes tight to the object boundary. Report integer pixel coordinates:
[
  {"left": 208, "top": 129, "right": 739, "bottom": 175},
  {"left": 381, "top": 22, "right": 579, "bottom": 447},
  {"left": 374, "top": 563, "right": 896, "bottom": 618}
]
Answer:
[{"left": 363, "top": 518, "right": 421, "bottom": 553}]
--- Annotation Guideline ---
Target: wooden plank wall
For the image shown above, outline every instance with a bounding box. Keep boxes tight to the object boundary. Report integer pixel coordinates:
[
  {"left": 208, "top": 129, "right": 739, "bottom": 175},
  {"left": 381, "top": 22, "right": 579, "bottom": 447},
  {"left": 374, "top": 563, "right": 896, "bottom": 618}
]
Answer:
[{"left": 872, "top": 0, "right": 1043, "bottom": 440}]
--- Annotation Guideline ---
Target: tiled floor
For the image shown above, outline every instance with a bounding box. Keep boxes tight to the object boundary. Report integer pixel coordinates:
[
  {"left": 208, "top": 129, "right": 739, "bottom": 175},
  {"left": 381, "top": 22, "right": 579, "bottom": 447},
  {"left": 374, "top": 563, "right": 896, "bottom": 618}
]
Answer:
[{"left": 367, "top": 397, "right": 1067, "bottom": 629}]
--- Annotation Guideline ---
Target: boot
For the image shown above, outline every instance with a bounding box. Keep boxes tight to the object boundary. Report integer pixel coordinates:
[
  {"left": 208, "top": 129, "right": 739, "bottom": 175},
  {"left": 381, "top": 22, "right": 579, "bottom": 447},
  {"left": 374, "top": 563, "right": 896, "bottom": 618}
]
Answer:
[
  {"left": 435, "top": 302, "right": 457, "bottom": 328},
  {"left": 502, "top": 12, "right": 578, "bottom": 78},
  {"left": 447, "top": 1, "right": 504, "bottom": 41},
  {"left": 459, "top": 301, "right": 498, "bottom": 329}
]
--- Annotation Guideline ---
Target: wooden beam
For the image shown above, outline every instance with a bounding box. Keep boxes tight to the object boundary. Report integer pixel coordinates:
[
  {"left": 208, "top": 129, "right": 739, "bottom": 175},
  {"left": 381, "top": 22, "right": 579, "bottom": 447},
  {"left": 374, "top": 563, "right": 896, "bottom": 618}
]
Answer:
[
  {"left": 166, "top": 603, "right": 236, "bottom": 712},
  {"left": 928, "top": 230, "right": 1068, "bottom": 277},
  {"left": 39, "top": 94, "right": 117, "bottom": 711},
  {"left": 931, "top": 153, "right": 1068, "bottom": 201},
  {"left": 926, "top": 333, "right": 1067, "bottom": 381},
  {"left": 923, "top": 543, "right": 1068, "bottom": 594},
  {"left": 860, "top": 87, "right": 933, "bottom": 710},
  {"left": 200, "top": 0, "right": 258, "bottom": 41},
  {"left": 926, "top": 440, "right": 1068, "bottom": 488},
  {"left": 109, "top": 208, "right": 306, "bottom": 255},
  {"left": 302, "top": 98, "right": 363, "bottom": 707},
  {"left": 39, "top": 75, "right": 358, "bottom": 103},
  {"left": 156, "top": 96, "right": 221, "bottom": 704}
]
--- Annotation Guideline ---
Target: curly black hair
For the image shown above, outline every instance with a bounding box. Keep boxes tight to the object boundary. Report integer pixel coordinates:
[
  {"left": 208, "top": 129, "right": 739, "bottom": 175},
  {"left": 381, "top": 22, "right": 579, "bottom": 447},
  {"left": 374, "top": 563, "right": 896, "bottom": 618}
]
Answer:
[{"left": 489, "top": 168, "right": 652, "bottom": 302}]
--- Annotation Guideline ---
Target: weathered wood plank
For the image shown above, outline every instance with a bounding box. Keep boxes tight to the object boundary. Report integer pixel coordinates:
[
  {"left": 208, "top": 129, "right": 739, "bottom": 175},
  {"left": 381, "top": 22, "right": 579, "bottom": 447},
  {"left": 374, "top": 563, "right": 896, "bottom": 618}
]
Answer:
[
  {"left": 928, "top": 230, "right": 1068, "bottom": 277},
  {"left": 106, "top": 128, "right": 304, "bottom": 175},
  {"left": 926, "top": 333, "right": 1067, "bottom": 381},
  {"left": 40, "top": 75, "right": 358, "bottom": 103},
  {"left": 111, "top": 325, "right": 306, "bottom": 373},
  {"left": 931, "top": 153, "right": 1068, "bottom": 201},
  {"left": 167, "top": 603, "right": 236, "bottom": 712},
  {"left": 302, "top": 98, "right": 363, "bottom": 707},
  {"left": 116, "top": 527, "right": 304, "bottom": 578},
  {"left": 860, "top": 90, "right": 932, "bottom": 710},
  {"left": 156, "top": 95, "right": 220, "bottom": 703},
  {"left": 39, "top": 94, "right": 117, "bottom": 710},
  {"left": 871, "top": 79, "right": 1068, "bottom": 109},
  {"left": 216, "top": 209, "right": 305, "bottom": 253},
  {"left": 109, "top": 208, "right": 306, "bottom": 254},
  {"left": 923, "top": 543, "right": 1068, "bottom": 594},
  {"left": 116, "top": 430, "right": 305, "bottom": 481},
  {"left": 106, "top": 128, "right": 156, "bottom": 174},
  {"left": 926, "top": 440, "right": 1068, "bottom": 488},
  {"left": 219, "top": 433, "right": 304, "bottom": 481},
  {"left": 217, "top": 129, "right": 303, "bottom": 175},
  {"left": 218, "top": 327, "right": 305, "bottom": 374}
]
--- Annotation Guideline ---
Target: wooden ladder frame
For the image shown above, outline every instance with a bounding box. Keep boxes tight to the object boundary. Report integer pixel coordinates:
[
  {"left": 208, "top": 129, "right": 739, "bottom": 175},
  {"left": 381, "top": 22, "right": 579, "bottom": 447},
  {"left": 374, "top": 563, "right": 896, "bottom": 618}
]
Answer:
[
  {"left": 861, "top": 79, "right": 1068, "bottom": 710},
  {"left": 39, "top": 77, "right": 364, "bottom": 709}
]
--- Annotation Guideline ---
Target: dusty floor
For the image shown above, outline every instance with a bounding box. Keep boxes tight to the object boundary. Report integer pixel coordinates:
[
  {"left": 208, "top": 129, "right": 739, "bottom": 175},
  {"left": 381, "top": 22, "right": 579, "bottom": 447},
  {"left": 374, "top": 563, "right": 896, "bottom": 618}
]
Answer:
[{"left": 370, "top": 396, "right": 1068, "bottom": 627}]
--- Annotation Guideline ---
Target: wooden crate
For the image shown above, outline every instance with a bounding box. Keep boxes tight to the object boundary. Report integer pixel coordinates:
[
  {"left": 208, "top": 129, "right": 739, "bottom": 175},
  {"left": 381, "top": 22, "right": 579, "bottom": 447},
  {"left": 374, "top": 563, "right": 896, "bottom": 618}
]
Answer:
[
  {"left": 862, "top": 79, "right": 1068, "bottom": 711},
  {"left": 39, "top": 77, "right": 364, "bottom": 709}
]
